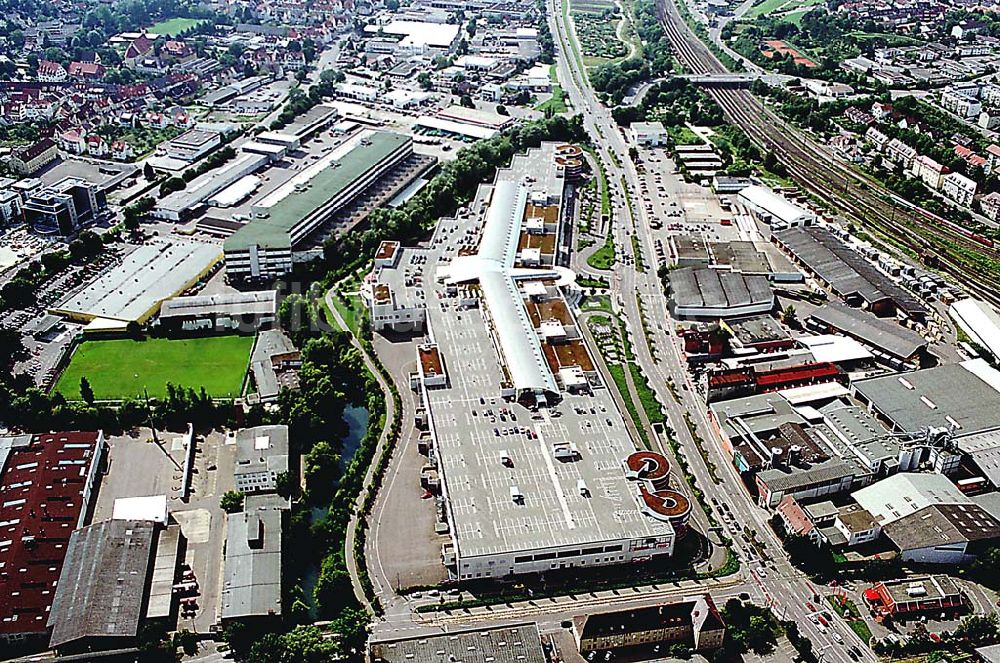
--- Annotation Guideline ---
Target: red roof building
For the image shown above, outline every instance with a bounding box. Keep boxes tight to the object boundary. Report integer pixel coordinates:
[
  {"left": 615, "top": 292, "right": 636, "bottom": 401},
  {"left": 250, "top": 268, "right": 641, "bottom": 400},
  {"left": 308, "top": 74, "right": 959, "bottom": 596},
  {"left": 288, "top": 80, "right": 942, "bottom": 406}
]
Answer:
[
  {"left": 67, "top": 62, "right": 107, "bottom": 80},
  {"left": 0, "top": 431, "right": 105, "bottom": 645}
]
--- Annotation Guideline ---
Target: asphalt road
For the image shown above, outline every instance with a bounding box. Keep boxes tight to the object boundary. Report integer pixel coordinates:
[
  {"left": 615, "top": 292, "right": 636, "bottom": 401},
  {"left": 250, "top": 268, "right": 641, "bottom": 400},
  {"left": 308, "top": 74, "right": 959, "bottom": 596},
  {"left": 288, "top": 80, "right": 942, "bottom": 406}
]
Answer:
[{"left": 546, "top": 1, "right": 876, "bottom": 660}]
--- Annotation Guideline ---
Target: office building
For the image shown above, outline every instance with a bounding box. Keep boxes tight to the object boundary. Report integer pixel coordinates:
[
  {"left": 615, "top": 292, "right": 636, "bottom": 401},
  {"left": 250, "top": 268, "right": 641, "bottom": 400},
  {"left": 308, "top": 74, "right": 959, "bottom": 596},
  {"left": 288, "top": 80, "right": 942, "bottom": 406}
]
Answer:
[{"left": 23, "top": 177, "right": 107, "bottom": 235}]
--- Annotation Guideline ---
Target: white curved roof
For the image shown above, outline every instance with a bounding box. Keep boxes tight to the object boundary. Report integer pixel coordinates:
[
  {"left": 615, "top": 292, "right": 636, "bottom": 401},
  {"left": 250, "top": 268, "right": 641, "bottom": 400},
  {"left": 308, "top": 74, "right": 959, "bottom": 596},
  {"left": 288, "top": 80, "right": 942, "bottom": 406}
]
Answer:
[
  {"left": 445, "top": 180, "right": 559, "bottom": 395},
  {"left": 738, "top": 185, "right": 815, "bottom": 225}
]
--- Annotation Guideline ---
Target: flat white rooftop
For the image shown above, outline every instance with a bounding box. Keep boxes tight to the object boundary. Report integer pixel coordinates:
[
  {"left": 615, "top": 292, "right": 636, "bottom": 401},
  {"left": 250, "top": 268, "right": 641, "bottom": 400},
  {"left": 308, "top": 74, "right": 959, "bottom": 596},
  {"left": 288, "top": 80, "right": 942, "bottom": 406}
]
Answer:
[{"left": 52, "top": 239, "right": 221, "bottom": 323}]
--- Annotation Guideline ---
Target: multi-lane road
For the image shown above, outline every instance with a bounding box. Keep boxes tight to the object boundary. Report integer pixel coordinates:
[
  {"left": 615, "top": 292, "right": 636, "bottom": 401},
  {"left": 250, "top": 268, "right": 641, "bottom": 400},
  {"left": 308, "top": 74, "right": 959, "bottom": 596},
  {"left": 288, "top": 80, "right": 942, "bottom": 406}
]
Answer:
[
  {"left": 546, "top": 1, "right": 879, "bottom": 660},
  {"left": 360, "top": 3, "right": 967, "bottom": 661}
]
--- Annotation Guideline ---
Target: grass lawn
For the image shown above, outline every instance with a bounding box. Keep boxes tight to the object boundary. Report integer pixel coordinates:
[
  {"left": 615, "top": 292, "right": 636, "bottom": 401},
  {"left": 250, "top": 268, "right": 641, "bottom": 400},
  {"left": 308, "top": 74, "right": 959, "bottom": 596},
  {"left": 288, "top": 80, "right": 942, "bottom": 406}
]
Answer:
[
  {"left": 581, "top": 294, "right": 613, "bottom": 313},
  {"left": 587, "top": 233, "right": 616, "bottom": 270},
  {"left": 848, "top": 620, "right": 872, "bottom": 645},
  {"left": 535, "top": 85, "right": 569, "bottom": 113},
  {"left": 667, "top": 126, "right": 703, "bottom": 145},
  {"left": 325, "top": 291, "right": 365, "bottom": 337},
  {"left": 746, "top": 0, "right": 822, "bottom": 19},
  {"left": 149, "top": 17, "right": 208, "bottom": 37},
  {"left": 55, "top": 336, "right": 253, "bottom": 400}
]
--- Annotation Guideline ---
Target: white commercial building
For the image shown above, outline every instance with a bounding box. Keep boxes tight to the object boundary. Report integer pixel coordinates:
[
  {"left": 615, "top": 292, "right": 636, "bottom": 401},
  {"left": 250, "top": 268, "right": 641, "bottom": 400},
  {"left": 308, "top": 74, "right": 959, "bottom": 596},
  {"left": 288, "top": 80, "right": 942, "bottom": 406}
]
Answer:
[
  {"left": 392, "top": 144, "right": 685, "bottom": 581},
  {"left": 950, "top": 298, "right": 1000, "bottom": 360},
  {"left": 630, "top": 121, "right": 668, "bottom": 147},
  {"left": 737, "top": 185, "right": 816, "bottom": 227}
]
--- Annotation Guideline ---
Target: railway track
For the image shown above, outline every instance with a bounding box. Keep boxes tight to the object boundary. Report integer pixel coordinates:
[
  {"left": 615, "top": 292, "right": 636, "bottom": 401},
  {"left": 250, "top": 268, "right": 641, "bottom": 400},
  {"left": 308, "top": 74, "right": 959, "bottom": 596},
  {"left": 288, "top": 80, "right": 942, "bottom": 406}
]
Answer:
[{"left": 655, "top": 0, "right": 1000, "bottom": 308}]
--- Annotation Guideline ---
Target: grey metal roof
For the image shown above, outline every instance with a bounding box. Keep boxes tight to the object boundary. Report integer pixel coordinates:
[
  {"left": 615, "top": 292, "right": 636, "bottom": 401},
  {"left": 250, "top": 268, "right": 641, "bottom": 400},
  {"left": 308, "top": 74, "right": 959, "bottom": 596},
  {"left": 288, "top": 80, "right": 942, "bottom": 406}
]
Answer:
[
  {"left": 48, "top": 520, "right": 157, "bottom": 649},
  {"left": 854, "top": 361, "right": 1000, "bottom": 433},
  {"left": 370, "top": 623, "right": 546, "bottom": 663},
  {"left": 669, "top": 267, "right": 773, "bottom": 310},
  {"left": 883, "top": 504, "right": 1000, "bottom": 552},
  {"left": 250, "top": 329, "right": 298, "bottom": 401},
  {"left": 957, "top": 429, "right": 1000, "bottom": 488},
  {"left": 221, "top": 495, "right": 284, "bottom": 620},
  {"left": 160, "top": 290, "right": 277, "bottom": 319},
  {"left": 809, "top": 301, "right": 926, "bottom": 360},
  {"left": 756, "top": 458, "right": 860, "bottom": 493},
  {"left": 51, "top": 239, "right": 222, "bottom": 323},
  {"left": 775, "top": 226, "right": 925, "bottom": 316},
  {"left": 445, "top": 180, "right": 559, "bottom": 396},
  {"left": 853, "top": 473, "right": 968, "bottom": 525}
]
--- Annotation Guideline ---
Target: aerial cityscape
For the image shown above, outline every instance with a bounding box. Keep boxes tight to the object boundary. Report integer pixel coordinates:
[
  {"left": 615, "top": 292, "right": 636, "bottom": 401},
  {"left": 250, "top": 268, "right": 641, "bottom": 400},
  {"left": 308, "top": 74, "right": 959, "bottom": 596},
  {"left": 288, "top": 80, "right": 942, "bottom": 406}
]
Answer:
[{"left": 3, "top": 0, "right": 1000, "bottom": 661}]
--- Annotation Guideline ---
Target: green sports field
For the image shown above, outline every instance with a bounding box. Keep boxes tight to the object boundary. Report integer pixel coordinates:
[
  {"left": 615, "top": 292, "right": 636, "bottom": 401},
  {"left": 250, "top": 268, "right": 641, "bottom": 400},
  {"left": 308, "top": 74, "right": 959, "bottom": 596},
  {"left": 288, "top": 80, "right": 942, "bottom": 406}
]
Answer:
[
  {"left": 148, "top": 17, "right": 208, "bottom": 37},
  {"left": 55, "top": 336, "right": 254, "bottom": 401}
]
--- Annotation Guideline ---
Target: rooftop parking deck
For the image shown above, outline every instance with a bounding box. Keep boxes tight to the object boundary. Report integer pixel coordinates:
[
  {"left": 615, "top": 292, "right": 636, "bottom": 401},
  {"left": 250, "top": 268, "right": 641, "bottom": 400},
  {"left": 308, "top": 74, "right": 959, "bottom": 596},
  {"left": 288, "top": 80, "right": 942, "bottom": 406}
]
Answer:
[{"left": 418, "top": 144, "right": 674, "bottom": 564}]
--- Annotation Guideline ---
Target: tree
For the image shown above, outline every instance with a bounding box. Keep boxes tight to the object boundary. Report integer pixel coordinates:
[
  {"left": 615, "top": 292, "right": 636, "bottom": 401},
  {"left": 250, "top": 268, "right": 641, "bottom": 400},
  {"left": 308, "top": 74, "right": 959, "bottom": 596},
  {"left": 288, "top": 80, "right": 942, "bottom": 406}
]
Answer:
[
  {"left": 304, "top": 440, "right": 341, "bottom": 501},
  {"left": 496, "top": 104, "right": 508, "bottom": 115},
  {"left": 954, "top": 613, "right": 1000, "bottom": 644},
  {"left": 417, "top": 71, "right": 433, "bottom": 90},
  {"left": 320, "top": 68, "right": 345, "bottom": 84},
  {"left": 781, "top": 304, "right": 799, "bottom": 328},
  {"left": 275, "top": 470, "right": 297, "bottom": 499},
  {"left": 143, "top": 162, "right": 155, "bottom": 180},
  {"left": 0, "top": 326, "right": 27, "bottom": 370},
  {"left": 220, "top": 490, "right": 244, "bottom": 513},
  {"left": 459, "top": 94, "right": 475, "bottom": 108},
  {"left": 80, "top": 376, "right": 95, "bottom": 405}
]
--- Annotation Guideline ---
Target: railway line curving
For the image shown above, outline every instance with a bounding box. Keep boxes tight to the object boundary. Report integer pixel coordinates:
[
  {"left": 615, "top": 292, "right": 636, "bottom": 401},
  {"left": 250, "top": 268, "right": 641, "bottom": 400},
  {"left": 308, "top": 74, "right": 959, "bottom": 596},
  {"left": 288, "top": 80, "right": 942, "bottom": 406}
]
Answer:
[{"left": 656, "top": 0, "right": 1000, "bottom": 307}]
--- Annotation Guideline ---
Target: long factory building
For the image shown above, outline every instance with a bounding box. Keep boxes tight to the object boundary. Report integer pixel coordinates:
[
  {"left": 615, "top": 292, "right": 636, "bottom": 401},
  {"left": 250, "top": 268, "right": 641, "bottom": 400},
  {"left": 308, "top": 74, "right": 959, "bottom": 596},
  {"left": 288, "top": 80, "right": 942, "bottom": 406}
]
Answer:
[
  {"left": 224, "top": 131, "right": 414, "bottom": 281},
  {"left": 368, "top": 143, "right": 691, "bottom": 581}
]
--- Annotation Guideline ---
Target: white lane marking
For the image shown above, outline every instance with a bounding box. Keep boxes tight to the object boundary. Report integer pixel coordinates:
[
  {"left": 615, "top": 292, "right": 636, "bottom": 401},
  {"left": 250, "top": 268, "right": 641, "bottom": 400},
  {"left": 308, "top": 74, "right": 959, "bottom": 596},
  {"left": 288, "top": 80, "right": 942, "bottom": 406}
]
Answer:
[{"left": 534, "top": 421, "right": 575, "bottom": 529}]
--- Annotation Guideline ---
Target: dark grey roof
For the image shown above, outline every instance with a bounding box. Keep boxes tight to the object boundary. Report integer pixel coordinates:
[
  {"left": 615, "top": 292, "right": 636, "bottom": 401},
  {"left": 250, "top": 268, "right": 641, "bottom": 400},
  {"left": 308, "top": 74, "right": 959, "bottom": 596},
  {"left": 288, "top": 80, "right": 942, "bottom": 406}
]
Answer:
[
  {"left": 853, "top": 362, "right": 1000, "bottom": 433},
  {"left": 221, "top": 494, "right": 284, "bottom": 620},
  {"left": 48, "top": 520, "right": 157, "bottom": 649},
  {"left": 883, "top": 504, "right": 1000, "bottom": 552},
  {"left": 775, "top": 226, "right": 925, "bottom": 317},
  {"left": 757, "top": 458, "right": 861, "bottom": 493},
  {"left": 370, "top": 623, "right": 547, "bottom": 663},
  {"left": 669, "top": 267, "right": 773, "bottom": 310},
  {"left": 809, "top": 302, "right": 926, "bottom": 360}
]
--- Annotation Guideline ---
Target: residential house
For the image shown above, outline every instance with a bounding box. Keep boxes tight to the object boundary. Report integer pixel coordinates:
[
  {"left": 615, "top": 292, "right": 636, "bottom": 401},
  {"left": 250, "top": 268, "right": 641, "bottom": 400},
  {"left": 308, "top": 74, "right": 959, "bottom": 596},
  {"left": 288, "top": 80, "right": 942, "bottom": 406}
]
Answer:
[
  {"left": 981, "top": 191, "right": 1000, "bottom": 221},
  {"left": 865, "top": 127, "right": 889, "bottom": 151},
  {"left": 941, "top": 171, "right": 977, "bottom": 206},
  {"left": 161, "top": 40, "right": 194, "bottom": 63},
  {"left": 832, "top": 504, "right": 881, "bottom": 547},
  {"left": 110, "top": 139, "right": 133, "bottom": 161},
  {"left": 941, "top": 88, "right": 981, "bottom": 119},
  {"left": 146, "top": 111, "right": 169, "bottom": 129},
  {"left": 886, "top": 138, "right": 917, "bottom": 167},
  {"left": 57, "top": 128, "right": 86, "bottom": 154},
  {"left": 846, "top": 107, "right": 875, "bottom": 126},
  {"left": 988, "top": 144, "right": 1000, "bottom": 170},
  {"left": 871, "top": 102, "right": 894, "bottom": 121},
  {"left": 955, "top": 145, "right": 989, "bottom": 174},
  {"left": 9, "top": 138, "right": 58, "bottom": 175},
  {"left": 912, "top": 154, "right": 947, "bottom": 189},
  {"left": 37, "top": 60, "right": 67, "bottom": 82},
  {"left": 86, "top": 134, "right": 108, "bottom": 157},
  {"left": 67, "top": 62, "right": 107, "bottom": 80}
]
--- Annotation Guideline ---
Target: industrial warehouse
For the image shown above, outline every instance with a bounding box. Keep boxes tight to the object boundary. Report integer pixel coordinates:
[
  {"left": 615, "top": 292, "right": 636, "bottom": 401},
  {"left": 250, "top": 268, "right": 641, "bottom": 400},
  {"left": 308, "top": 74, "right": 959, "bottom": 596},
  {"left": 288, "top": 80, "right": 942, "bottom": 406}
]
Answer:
[
  {"left": 49, "top": 239, "right": 222, "bottom": 330},
  {"left": 367, "top": 143, "right": 691, "bottom": 581},
  {"left": 223, "top": 130, "right": 421, "bottom": 281}
]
